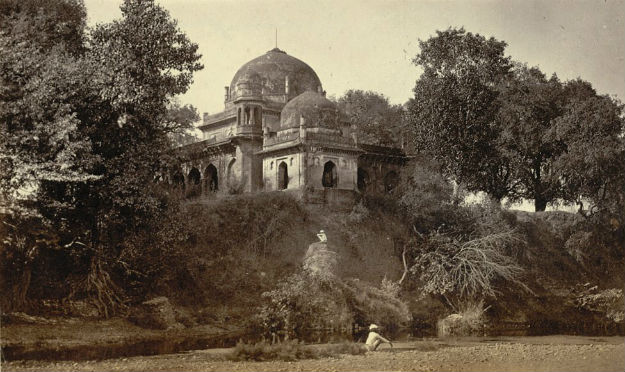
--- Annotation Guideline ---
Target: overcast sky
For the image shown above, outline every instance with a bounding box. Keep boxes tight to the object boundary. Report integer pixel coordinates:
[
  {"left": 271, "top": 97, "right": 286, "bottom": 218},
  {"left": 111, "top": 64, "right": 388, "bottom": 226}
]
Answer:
[{"left": 84, "top": 0, "right": 625, "bottom": 116}]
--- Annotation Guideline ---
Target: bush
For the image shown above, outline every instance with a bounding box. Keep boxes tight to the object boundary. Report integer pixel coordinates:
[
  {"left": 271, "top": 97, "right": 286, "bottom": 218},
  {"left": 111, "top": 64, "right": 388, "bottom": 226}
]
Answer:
[
  {"left": 257, "top": 269, "right": 411, "bottom": 339},
  {"left": 437, "top": 301, "right": 486, "bottom": 337},
  {"left": 227, "top": 340, "right": 366, "bottom": 361},
  {"left": 348, "top": 202, "right": 369, "bottom": 223},
  {"left": 413, "top": 229, "right": 526, "bottom": 307},
  {"left": 576, "top": 287, "right": 624, "bottom": 324},
  {"left": 118, "top": 192, "right": 307, "bottom": 304}
]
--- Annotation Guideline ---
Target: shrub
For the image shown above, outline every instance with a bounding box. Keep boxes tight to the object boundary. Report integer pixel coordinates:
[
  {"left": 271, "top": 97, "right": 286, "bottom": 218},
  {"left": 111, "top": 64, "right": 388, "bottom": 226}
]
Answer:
[
  {"left": 257, "top": 271, "right": 353, "bottom": 339},
  {"left": 257, "top": 270, "right": 411, "bottom": 339},
  {"left": 437, "top": 301, "right": 486, "bottom": 337},
  {"left": 413, "top": 229, "right": 527, "bottom": 309},
  {"left": 227, "top": 176, "right": 246, "bottom": 195},
  {"left": 341, "top": 278, "right": 411, "bottom": 330},
  {"left": 576, "top": 287, "right": 624, "bottom": 324},
  {"left": 348, "top": 202, "right": 369, "bottom": 223}
]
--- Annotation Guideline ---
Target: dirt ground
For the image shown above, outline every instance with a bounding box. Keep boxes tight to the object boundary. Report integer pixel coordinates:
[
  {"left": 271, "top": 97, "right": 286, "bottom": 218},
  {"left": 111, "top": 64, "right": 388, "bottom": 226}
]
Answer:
[{"left": 3, "top": 336, "right": 624, "bottom": 372}]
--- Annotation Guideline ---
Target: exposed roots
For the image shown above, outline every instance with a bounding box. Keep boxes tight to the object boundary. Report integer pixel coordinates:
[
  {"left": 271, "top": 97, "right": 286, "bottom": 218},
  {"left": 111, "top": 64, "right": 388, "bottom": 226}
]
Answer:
[{"left": 68, "top": 256, "right": 128, "bottom": 318}]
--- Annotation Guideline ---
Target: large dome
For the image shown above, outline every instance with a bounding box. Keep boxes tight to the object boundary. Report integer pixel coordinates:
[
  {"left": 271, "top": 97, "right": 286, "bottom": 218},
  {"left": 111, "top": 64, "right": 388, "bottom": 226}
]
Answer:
[{"left": 230, "top": 48, "right": 322, "bottom": 101}]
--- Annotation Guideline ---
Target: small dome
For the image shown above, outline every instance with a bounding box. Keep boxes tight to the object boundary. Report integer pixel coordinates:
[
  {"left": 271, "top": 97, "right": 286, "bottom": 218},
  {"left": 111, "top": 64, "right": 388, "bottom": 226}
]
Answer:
[
  {"left": 235, "top": 70, "right": 262, "bottom": 96},
  {"left": 280, "top": 91, "right": 338, "bottom": 129},
  {"left": 230, "top": 48, "right": 322, "bottom": 101}
]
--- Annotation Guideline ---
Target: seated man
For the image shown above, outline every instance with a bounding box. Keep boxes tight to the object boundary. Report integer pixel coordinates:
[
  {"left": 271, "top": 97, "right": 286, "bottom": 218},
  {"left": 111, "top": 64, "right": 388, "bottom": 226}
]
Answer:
[
  {"left": 316, "top": 229, "right": 327, "bottom": 243},
  {"left": 365, "top": 324, "right": 393, "bottom": 351}
]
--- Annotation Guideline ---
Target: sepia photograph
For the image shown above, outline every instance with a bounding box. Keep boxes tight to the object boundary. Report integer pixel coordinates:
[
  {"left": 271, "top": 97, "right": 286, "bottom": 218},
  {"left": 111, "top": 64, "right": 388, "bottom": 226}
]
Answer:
[{"left": 1, "top": 0, "right": 624, "bottom": 371}]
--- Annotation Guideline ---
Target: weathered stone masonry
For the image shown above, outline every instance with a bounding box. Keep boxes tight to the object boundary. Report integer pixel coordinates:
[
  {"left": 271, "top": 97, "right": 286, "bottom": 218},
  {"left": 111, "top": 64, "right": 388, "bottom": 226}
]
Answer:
[{"left": 177, "top": 48, "right": 406, "bottom": 203}]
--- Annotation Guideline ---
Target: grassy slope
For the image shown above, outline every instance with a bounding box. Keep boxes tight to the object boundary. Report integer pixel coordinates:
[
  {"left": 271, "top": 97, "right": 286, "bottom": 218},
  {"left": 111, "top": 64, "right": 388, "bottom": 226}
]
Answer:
[{"left": 173, "top": 194, "right": 623, "bottom": 332}]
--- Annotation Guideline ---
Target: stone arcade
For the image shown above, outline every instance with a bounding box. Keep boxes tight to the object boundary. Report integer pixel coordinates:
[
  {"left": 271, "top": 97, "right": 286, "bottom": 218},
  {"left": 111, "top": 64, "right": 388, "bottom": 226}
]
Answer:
[{"left": 176, "top": 48, "right": 406, "bottom": 203}]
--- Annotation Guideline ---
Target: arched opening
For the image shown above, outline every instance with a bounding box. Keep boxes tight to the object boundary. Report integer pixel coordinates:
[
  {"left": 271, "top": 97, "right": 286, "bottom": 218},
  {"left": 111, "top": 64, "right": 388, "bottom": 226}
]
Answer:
[
  {"left": 384, "top": 171, "right": 399, "bottom": 192},
  {"left": 322, "top": 161, "right": 337, "bottom": 188},
  {"left": 172, "top": 170, "right": 185, "bottom": 189},
  {"left": 357, "top": 167, "right": 369, "bottom": 192},
  {"left": 244, "top": 106, "right": 250, "bottom": 125},
  {"left": 187, "top": 167, "right": 202, "bottom": 198},
  {"left": 278, "top": 162, "right": 288, "bottom": 190},
  {"left": 204, "top": 164, "right": 218, "bottom": 192},
  {"left": 188, "top": 168, "right": 201, "bottom": 185}
]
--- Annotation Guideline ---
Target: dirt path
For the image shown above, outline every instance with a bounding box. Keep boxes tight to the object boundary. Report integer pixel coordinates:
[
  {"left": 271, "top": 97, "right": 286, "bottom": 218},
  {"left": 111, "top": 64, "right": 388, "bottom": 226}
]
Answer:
[{"left": 4, "top": 336, "right": 624, "bottom": 372}]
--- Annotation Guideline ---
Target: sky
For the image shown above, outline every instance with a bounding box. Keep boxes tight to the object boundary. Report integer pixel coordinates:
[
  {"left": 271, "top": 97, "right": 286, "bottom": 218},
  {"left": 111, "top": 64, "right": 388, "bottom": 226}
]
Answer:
[{"left": 83, "top": 0, "right": 625, "bottom": 117}]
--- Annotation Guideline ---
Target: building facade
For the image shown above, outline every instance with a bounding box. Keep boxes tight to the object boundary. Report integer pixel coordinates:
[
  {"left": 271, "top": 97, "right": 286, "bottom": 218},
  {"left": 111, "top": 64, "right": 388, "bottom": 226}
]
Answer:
[{"left": 177, "top": 48, "right": 406, "bottom": 203}]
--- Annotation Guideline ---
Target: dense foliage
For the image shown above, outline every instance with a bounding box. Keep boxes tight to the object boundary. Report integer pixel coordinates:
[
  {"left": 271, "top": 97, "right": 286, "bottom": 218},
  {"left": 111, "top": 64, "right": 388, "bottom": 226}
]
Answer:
[
  {"left": 0, "top": 0, "right": 202, "bottom": 315},
  {"left": 336, "top": 89, "right": 406, "bottom": 147},
  {"left": 408, "top": 28, "right": 625, "bottom": 214}
]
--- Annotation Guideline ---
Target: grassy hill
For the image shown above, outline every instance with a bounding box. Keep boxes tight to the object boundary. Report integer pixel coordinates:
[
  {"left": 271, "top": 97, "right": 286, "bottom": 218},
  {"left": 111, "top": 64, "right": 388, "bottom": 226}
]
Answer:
[{"left": 151, "top": 192, "right": 622, "bottom": 335}]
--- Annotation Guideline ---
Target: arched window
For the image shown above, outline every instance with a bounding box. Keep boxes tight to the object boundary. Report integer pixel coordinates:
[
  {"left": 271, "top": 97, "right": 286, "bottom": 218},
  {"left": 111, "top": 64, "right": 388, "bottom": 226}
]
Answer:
[
  {"left": 322, "top": 161, "right": 337, "bottom": 188},
  {"left": 188, "top": 168, "right": 201, "bottom": 185},
  {"left": 384, "top": 171, "right": 399, "bottom": 192},
  {"left": 204, "top": 164, "right": 218, "bottom": 192},
  {"left": 278, "top": 162, "right": 288, "bottom": 190},
  {"left": 357, "top": 167, "right": 369, "bottom": 192},
  {"left": 172, "top": 170, "right": 185, "bottom": 189}
]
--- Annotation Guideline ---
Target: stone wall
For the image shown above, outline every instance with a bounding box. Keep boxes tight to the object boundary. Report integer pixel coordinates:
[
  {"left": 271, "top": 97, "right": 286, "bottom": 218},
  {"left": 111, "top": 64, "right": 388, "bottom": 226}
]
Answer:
[{"left": 263, "top": 151, "right": 304, "bottom": 191}]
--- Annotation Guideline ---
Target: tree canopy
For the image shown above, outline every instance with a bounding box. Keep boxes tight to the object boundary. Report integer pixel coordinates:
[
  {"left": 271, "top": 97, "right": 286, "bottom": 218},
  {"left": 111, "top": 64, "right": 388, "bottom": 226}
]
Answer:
[
  {"left": 336, "top": 89, "right": 405, "bottom": 147},
  {"left": 0, "top": 0, "right": 203, "bottom": 314},
  {"left": 407, "top": 27, "right": 625, "bottom": 213},
  {"left": 407, "top": 28, "right": 515, "bottom": 202}
]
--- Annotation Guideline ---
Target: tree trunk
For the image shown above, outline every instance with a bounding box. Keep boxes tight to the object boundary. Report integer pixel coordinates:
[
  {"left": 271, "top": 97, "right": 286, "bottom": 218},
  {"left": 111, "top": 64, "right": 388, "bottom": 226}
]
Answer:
[
  {"left": 533, "top": 160, "right": 547, "bottom": 212},
  {"left": 534, "top": 197, "right": 547, "bottom": 212}
]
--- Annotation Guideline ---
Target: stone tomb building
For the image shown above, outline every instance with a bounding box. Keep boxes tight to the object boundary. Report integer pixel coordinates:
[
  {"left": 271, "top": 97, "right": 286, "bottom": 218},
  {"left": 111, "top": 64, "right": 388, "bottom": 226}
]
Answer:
[{"left": 178, "top": 48, "right": 406, "bottom": 203}]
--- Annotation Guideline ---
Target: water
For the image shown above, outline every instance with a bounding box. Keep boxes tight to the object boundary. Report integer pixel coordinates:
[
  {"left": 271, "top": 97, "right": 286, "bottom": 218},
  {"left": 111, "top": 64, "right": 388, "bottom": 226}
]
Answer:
[{"left": 4, "top": 322, "right": 622, "bottom": 362}]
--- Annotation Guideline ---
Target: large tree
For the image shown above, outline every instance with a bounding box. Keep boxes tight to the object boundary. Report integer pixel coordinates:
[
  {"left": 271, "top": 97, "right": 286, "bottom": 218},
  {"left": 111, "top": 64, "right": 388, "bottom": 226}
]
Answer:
[
  {"left": 407, "top": 28, "right": 516, "bottom": 201},
  {"left": 0, "top": 0, "right": 98, "bottom": 311},
  {"left": 336, "top": 89, "right": 405, "bottom": 147},
  {"left": 495, "top": 65, "right": 566, "bottom": 211},
  {"left": 0, "top": 0, "right": 203, "bottom": 314},
  {"left": 550, "top": 87, "right": 625, "bottom": 219}
]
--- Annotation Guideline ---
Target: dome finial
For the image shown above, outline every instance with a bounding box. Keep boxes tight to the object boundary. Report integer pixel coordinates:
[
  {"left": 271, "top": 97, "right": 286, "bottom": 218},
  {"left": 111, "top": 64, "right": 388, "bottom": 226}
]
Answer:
[{"left": 275, "top": 27, "right": 278, "bottom": 49}]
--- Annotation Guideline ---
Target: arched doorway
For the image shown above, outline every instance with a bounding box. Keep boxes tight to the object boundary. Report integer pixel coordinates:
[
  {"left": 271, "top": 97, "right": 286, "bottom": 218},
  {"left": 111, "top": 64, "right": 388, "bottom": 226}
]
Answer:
[
  {"left": 278, "top": 162, "right": 288, "bottom": 190},
  {"left": 172, "top": 170, "right": 185, "bottom": 189},
  {"left": 384, "top": 171, "right": 399, "bottom": 192},
  {"left": 322, "top": 161, "right": 337, "bottom": 188},
  {"left": 357, "top": 167, "right": 369, "bottom": 192},
  {"left": 187, "top": 167, "right": 202, "bottom": 198},
  {"left": 204, "top": 164, "right": 218, "bottom": 192},
  {"left": 188, "top": 168, "right": 201, "bottom": 185}
]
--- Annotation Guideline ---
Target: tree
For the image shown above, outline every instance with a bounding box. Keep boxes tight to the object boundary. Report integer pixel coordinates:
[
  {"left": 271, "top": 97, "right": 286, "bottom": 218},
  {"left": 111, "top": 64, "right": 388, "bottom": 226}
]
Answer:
[
  {"left": 495, "top": 65, "right": 566, "bottom": 211},
  {"left": 336, "top": 89, "right": 405, "bottom": 147},
  {"left": 0, "top": 0, "right": 98, "bottom": 311},
  {"left": 550, "top": 91, "right": 625, "bottom": 219},
  {"left": 408, "top": 28, "right": 625, "bottom": 212},
  {"left": 407, "top": 28, "right": 516, "bottom": 201},
  {"left": 68, "top": 0, "right": 202, "bottom": 315},
  {"left": 0, "top": 0, "right": 203, "bottom": 314},
  {"left": 165, "top": 100, "right": 201, "bottom": 147}
]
